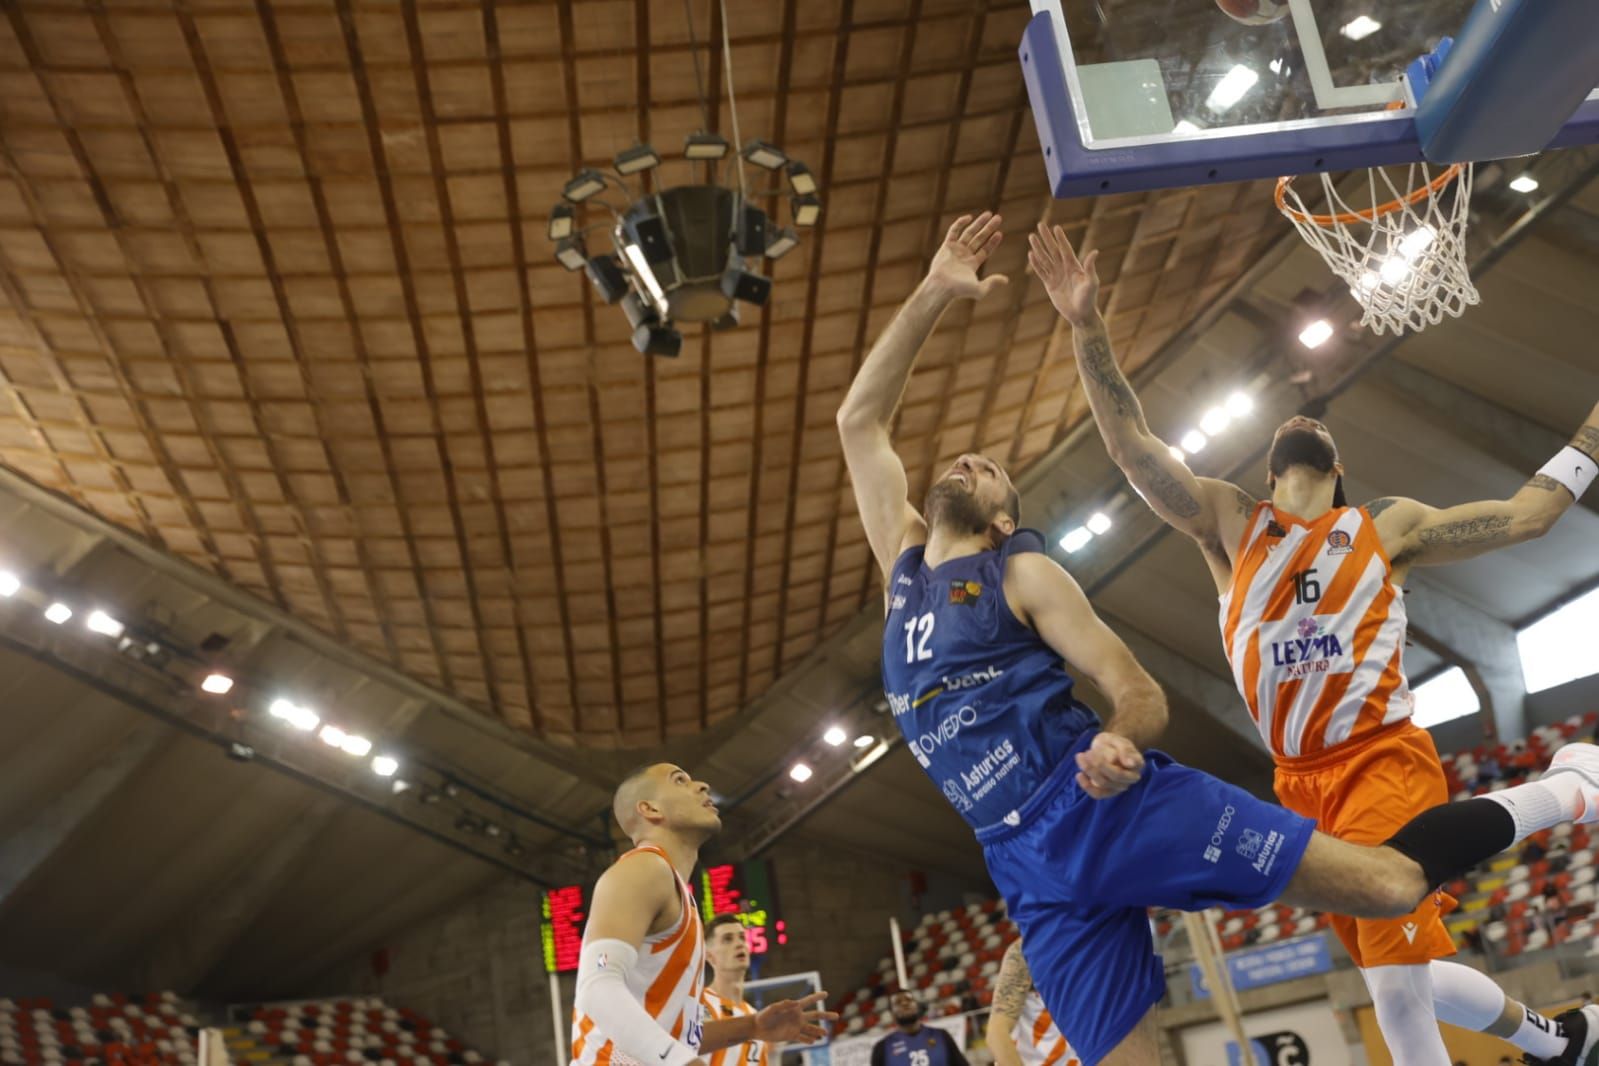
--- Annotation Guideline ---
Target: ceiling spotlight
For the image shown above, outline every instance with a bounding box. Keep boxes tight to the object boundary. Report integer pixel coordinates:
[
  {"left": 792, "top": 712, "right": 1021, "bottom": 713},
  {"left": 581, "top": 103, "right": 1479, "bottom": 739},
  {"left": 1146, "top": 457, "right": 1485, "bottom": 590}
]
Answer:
[
  {"left": 555, "top": 235, "right": 588, "bottom": 272},
  {"left": 614, "top": 143, "right": 661, "bottom": 175},
  {"left": 269, "top": 698, "right": 318, "bottom": 731},
  {"left": 788, "top": 762, "right": 813, "bottom": 783},
  {"left": 340, "top": 734, "right": 372, "bottom": 757},
  {"left": 633, "top": 324, "right": 683, "bottom": 357},
  {"left": 372, "top": 755, "right": 399, "bottom": 777},
  {"left": 0, "top": 571, "right": 19, "bottom": 597},
  {"left": 1397, "top": 225, "right": 1436, "bottom": 261},
  {"left": 684, "top": 131, "right": 730, "bottom": 160},
  {"left": 391, "top": 778, "right": 412, "bottom": 795},
  {"left": 1206, "top": 65, "right": 1259, "bottom": 112},
  {"left": 44, "top": 602, "right": 71, "bottom": 625},
  {"left": 1172, "top": 119, "right": 1203, "bottom": 135},
  {"left": 562, "top": 168, "right": 608, "bottom": 203},
  {"left": 765, "top": 226, "right": 800, "bottom": 260},
  {"left": 1224, "top": 390, "right": 1254, "bottom": 417},
  {"left": 548, "top": 204, "right": 575, "bottom": 241},
  {"left": 1340, "top": 15, "right": 1382, "bottom": 40},
  {"left": 1199, "top": 407, "right": 1231, "bottom": 436},
  {"left": 201, "top": 673, "right": 234, "bottom": 695},
  {"left": 1086, "top": 512, "right": 1113, "bottom": 536},
  {"left": 1509, "top": 174, "right": 1539, "bottom": 194},
  {"left": 1179, "top": 429, "right": 1208, "bottom": 454},
  {"left": 735, "top": 201, "right": 768, "bottom": 257},
  {"left": 1059, "top": 526, "right": 1093, "bottom": 554},
  {"left": 622, "top": 243, "right": 668, "bottom": 310},
  {"left": 319, "top": 724, "right": 348, "bottom": 748},
  {"left": 791, "top": 194, "right": 822, "bottom": 227},
  {"left": 853, "top": 734, "right": 876, "bottom": 749},
  {"left": 823, "top": 726, "right": 847, "bottom": 746},
  {"left": 1298, "top": 318, "right": 1334, "bottom": 349},
  {"left": 786, "top": 162, "right": 817, "bottom": 195},
  {"left": 742, "top": 139, "right": 787, "bottom": 170},
  {"left": 585, "top": 254, "right": 630, "bottom": 303},
  {"left": 86, "top": 610, "right": 124, "bottom": 638},
  {"left": 721, "top": 257, "right": 772, "bottom": 307}
]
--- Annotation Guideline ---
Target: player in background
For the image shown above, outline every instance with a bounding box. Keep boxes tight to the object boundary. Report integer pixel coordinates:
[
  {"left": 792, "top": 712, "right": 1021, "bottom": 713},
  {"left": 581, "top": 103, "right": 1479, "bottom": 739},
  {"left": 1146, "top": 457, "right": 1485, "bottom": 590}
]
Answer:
[
  {"left": 572, "top": 763, "right": 833, "bottom": 1066},
  {"left": 703, "top": 914, "right": 767, "bottom": 1066},
  {"left": 986, "top": 940, "right": 1078, "bottom": 1066},
  {"left": 837, "top": 210, "right": 1599, "bottom": 1066},
  {"left": 870, "top": 992, "right": 970, "bottom": 1066},
  {"left": 1027, "top": 218, "right": 1599, "bottom": 1066}
]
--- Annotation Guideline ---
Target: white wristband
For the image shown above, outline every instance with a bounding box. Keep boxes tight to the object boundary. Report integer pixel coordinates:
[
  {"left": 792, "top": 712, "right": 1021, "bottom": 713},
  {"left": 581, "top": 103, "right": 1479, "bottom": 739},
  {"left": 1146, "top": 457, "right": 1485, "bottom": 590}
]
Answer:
[{"left": 1538, "top": 446, "right": 1597, "bottom": 501}]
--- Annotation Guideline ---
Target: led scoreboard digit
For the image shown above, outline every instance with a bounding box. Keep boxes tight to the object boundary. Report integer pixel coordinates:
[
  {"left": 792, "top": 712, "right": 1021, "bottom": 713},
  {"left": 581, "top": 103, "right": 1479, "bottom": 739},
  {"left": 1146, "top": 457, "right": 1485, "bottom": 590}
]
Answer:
[
  {"left": 541, "top": 884, "right": 586, "bottom": 974},
  {"left": 697, "top": 859, "right": 786, "bottom": 955}
]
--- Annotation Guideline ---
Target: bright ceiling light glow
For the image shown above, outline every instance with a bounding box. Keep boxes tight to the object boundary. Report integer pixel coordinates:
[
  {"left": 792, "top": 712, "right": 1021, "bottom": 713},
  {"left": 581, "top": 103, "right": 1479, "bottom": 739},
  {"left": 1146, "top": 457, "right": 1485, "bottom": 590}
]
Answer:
[
  {"left": 86, "top": 610, "right": 124, "bottom": 638},
  {"left": 1172, "top": 120, "right": 1202, "bottom": 135},
  {"left": 1379, "top": 255, "right": 1412, "bottom": 286},
  {"left": 270, "top": 699, "right": 319, "bottom": 731},
  {"left": 853, "top": 734, "right": 876, "bottom": 749},
  {"left": 1180, "top": 429, "right": 1208, "bottom": 454},
  {"left": 1206, "top": 65, "right": 1259, "bottom": 112},
  {"left": 0, "top": 571, "right": 19, "bottom": 598},
  {"left": 788, "top": 762, "right": 813, "bottom": 783},
  {"left": 1411, "top": 666, "right": 1480, "bottom": 729},
  {"left": 44, "top": 602, "right": 71, "bottom": 625},
  {"left": 1225, "top": 391, "right": 1254, "bottom": 418},
  {"left": 201, "top": 673, "right": 234, "bottom": 695},
  {"left": 1509, "top": 175, "right": 1540, "bottom": 194},
  {"left": 1199, "top": 407, "right": 1231, "bottom": 436},
  {"left": 1059, "top": 526, "right": 1093, "bottom": 554},
  {"left": 1298, "top": 319, "right": 1334, "bottom": 349},
  {"left": 1518, "top": 587, "right": 1599, "bottom": 693},
  {"left": 319, "top": 724, "right": 348, "bottom": 748},
  {"left": 622, "top": 242, "right": 666, "bottom": 309},
  {"left": 372, "top": 756, "right": 399, "bottom": 777},
  {"left": 823, "top": 725, "right": 847, "bottom": 746},
  {"left": 340, "top": 734, "right": 372, "bottom": 757},
  {"left": 1086, "top": 512, "right": 1113, "bottom": 536},
  {"left": 1397, "top": 225, "right": 1437, "bottom": 261},
  {"left": 1340, "top": 15, "right": 1382, "bottom": 40}
]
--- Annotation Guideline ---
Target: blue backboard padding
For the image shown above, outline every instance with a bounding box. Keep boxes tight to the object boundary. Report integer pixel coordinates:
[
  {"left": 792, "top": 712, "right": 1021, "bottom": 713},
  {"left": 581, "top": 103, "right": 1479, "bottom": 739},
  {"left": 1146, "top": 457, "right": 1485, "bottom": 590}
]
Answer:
[
  {"left": 1021, "top": 11, "right": 1599, "bottom": 199},
  {"left": 1416, "top": 0, "right": 1599, "bottom": 163}
]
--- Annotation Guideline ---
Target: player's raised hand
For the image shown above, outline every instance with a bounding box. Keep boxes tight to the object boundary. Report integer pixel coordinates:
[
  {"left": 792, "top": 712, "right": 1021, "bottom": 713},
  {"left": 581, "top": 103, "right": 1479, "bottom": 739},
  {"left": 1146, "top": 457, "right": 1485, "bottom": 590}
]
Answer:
[
  {"left": 1028, "top": 222, "right": 1100, "bottom": 327},
  {"left": 1074, "top": 731, "right": 1144, "bottom": 799},
  {"left": 753, "top": 991, "right": 837, "bottom": 1044},
  {"left": 926, "top": 212, "right": 1009, "bottom": 301}
]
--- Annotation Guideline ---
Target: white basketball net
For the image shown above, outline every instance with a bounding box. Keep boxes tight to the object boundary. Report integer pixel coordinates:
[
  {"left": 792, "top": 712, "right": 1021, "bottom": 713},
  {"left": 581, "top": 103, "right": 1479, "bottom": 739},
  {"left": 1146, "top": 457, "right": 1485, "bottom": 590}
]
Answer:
[{"left": 1277, "top": 162, "right": 1479, "bottom": 336}]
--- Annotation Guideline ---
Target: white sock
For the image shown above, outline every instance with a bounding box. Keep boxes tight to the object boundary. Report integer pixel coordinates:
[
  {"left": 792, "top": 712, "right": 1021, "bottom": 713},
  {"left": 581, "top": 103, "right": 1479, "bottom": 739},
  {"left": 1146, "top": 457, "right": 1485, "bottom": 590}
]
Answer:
[
  {"left": 1430, "top": 960, "right": 1567, "bottom": 1058},
  {"left": 1482, "top": 774, "right": 1584, "bottom": 843},
  {"left": 1363, "top": 964, "right": 1451, "bottom": 1066}
]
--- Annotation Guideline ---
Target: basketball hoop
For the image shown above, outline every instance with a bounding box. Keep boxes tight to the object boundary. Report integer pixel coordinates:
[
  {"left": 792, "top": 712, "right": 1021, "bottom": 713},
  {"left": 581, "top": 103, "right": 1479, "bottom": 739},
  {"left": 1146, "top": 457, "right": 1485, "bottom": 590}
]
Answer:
[{"left": 1276, "top": 161, "right": 1479, "bottom": 336}]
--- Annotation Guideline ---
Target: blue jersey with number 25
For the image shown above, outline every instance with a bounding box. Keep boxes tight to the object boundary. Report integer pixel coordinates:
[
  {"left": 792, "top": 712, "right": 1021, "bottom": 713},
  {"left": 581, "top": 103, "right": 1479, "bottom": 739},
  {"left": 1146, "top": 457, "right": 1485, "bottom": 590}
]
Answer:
[{"left": 880, "top": 529, "right": 1098, "bottom": 832}]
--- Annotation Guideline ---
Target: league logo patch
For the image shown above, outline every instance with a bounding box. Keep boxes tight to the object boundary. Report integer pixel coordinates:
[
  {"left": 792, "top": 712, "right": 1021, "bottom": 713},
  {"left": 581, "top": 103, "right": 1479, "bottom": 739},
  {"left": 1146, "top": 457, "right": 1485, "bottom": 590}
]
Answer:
[
  {"left": 1236, "top": 828, "right": 1264, "bottom": 860},
  {"left": 942, "top": 779, "right": 973, "bottom": 813},
  {"left": 1326, "top": 529, "right": 1354, "bottom": 555},
  {"left": 948, "top": 580, "right": 982, "bottom": 606}
]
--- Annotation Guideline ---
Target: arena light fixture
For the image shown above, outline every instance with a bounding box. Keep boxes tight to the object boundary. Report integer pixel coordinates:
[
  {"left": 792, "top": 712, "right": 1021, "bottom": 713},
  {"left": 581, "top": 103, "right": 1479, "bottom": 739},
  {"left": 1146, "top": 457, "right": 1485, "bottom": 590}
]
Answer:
[
  {"left": 1298, "top": 319, "right": 1334, "bottom": 349},
  {"left": 1179, "top": 429, "right": 1208, "bottom": 454},
  {"left": 201, "top": 673, "right": 234, "bottom": 695},
  {"left": 786, "top": 162, "right": 817, "bottom": 195},
  {"left": 765, "top": 227, "right": 800, "bottom": 260},
  {"left": 1509, "top": 174, "right": 1540, "bottom": 194},
  {"left": 1340, "top": 15, "right": 1382, "bottom": 41},
  {"left": 742, "top": 139, "right": 787, "bottom": 170},
  {"left": 1086, "top": 512, "right": 1113, "bottom": 536},
  {"left": 853, "top": 734, "right": 876, "bottom": 749},
  {"left": 547, "top": 204, "right": 575, "bottom": 241},
  {"left": 614, "top": 143, "right": 661, "bottom": 175},
  {"left": 391, "top": 778, "right": 412, "bottom": 795},
  {"left": 319, "top": 724, "right": 348, "bottom": 749},
  {"left": 791, "top": 194, "right": 822, "bottom": 227},
  {"left": 1225, "top": 390, "right": 1254, "bottom": 417},
  {"left": 340, "top": 733, "right": 373, "bottom": 757},
  {"left": 586, "top": 254, "right": 630, "bottom": 304},
  {"left": 788, "top": 762, "right": 813, "bottom": 783},
  {"left": 86, "top": 610, "right": 124, "bottom": 638},
  {"left": 1206, "top": 65, "right": 1259, "bottom": 112},
  {"left": 0, "top": 570, "right": 19, "bottom": 597},
  {"left": 684, "top": 131, "right": 730, "bottom": 160},
  {"left": 554, "top": 236, "right": 588, "bottom": 272},
  {"left": 269, "top": 699, "right": 318, "bottom": 731},
  {"left": 562, "top": 168, "right": 608, "bottom": 203},
  {"left": 823, "top": 725, "right": 847, "bottom": 746},
  {"left": 1199, "top": 407, "right": 1231, "bottom": 436},
  {"left": 44, "top": 602, "right": 71, "bottom": 624},
  {"left": 1059, "top": 527, "right": 1093, "bottom": 554},
  {"left": 371, "top": 755, "right": 399, "bottom": 777}
]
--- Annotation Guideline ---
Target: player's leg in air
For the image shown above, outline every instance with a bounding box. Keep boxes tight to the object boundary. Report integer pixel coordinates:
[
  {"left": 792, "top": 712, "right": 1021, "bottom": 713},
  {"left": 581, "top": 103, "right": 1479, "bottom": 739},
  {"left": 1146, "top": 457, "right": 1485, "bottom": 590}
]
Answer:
[
  {"left": 1027, "top": 218, "right": 1599, "bottom": 1066},
  {"left": 837, "top": 212, "right": 1599, "bottom": 1066}
]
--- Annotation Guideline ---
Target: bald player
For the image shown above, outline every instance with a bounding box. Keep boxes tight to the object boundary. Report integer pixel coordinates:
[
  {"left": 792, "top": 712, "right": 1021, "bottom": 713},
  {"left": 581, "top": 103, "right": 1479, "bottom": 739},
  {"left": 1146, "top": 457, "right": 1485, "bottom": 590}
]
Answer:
[
  {"left": 572, "top": 764, "right": 834, "bottom": 1066},
  {"left": 986, "top": 941, "right": 1077, "bottom": 1066},
  {"left": 702, "top": 914, "right": 767, "bottom": 1066}
]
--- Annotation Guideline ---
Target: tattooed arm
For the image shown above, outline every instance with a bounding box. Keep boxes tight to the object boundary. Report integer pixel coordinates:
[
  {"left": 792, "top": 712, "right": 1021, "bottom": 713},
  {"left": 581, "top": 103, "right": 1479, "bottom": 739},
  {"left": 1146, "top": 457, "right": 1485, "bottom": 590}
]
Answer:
[
  {"left": 1027, "top": 223, "right": 1255, "bottom": 572},
  {"left": 985, "top": 942, "right": 1031, "bottom": 1066},
  {"left": 1374, "top": 404, "right": 1599, "bottom": 570}
]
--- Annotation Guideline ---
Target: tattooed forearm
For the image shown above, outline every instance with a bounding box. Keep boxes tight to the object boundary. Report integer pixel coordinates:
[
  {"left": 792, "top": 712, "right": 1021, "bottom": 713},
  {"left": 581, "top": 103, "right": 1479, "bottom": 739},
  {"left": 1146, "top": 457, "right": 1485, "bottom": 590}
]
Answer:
[
  {"left": 991, "top": 941, "right": 1032, "bottom": 1019},
  {"left": 1133, "top": 453, "right": 1203, "bottom": 518},
  {"left": 1363, "top": 497, "right": 1401, "bottom": 520},
  {"left": 1528, "top": 473, "right": 1565, "bottom": 493},
  {"left": 1075, "top": 329, "right": 1141, "bottom": 423},
  {"left": 1417, "top": 514, "right": 1513, "bottom": 550},
  {"left": 1573, "top": 425, "right": 1599, "bottom": 459}
]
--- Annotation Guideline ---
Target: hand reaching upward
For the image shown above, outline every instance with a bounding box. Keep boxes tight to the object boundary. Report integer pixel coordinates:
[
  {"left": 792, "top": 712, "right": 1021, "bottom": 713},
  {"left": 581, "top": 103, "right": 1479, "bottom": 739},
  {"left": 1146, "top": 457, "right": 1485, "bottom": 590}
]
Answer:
[
  {"left": 1028, "top": 222, "right": 1101, "bottom": 327},
  {"left": 927, "top": 211, "right": 1009, "bottom": 301}
]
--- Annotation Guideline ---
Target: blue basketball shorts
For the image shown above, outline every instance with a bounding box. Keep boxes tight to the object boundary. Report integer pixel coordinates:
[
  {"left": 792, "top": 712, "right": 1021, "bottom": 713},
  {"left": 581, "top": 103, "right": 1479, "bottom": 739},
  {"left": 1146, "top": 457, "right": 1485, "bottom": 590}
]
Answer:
[{"left": 976, "top": 730, "right": 1316, "bottom": 1066}]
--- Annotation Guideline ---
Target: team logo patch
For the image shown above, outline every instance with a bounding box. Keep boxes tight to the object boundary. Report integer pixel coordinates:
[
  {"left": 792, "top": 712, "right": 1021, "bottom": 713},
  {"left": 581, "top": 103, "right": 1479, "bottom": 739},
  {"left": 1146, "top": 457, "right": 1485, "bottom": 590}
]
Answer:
[
  {"left": 1297, "top": 617, "right": 1322, "bottom": 639},
  {"left": 1266, "top": 521, "right": 1288, "bottom": 538},
  {"left": 948, "top": 580, "right": 982, "bottom": 605},
  {"left": 1326, "top": 529, "right": 1354, "bottom": 555}
]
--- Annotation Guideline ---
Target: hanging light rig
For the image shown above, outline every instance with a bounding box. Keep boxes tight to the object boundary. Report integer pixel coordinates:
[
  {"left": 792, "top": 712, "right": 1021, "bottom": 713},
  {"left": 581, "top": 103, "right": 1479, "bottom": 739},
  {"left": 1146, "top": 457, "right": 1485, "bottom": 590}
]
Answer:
[{"left": 548, "top": 134, "right": 821, "bottom": 357}]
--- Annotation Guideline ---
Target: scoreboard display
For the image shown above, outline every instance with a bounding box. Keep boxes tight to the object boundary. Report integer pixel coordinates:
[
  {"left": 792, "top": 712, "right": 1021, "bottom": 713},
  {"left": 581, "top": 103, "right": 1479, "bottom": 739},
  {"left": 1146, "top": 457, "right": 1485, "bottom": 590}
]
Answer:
[
  {"left": 540, "top": 884, "right": 586, "bottom": 974},
  {"left": 697, "top": 859, "right": 786, "bottom": 955}
]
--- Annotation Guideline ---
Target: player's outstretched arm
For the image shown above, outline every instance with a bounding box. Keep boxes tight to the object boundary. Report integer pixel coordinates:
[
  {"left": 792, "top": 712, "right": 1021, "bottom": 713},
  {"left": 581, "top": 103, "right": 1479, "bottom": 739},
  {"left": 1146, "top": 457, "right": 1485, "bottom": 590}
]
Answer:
[
  {"left": 984, "top": 942, "right": 1030, "bottom": 1066},
  {"left": 576, "top": 854, "right": 708, "bottom": 1066},
  {"left": 701, "top": 992, "right": 835, "bottom": 1053},
  {"left": 1374, "top": 401, "right": 1599, "bottom": 571},
  {"left": 1027, "top": 222, "right": 1250, "bottom": 564},
  {"left": 839, "top": 212, "right": 1009, "bottom": 579},
  {"left": 1004, "top": 551, "right": 1167, "bottom": 798}
]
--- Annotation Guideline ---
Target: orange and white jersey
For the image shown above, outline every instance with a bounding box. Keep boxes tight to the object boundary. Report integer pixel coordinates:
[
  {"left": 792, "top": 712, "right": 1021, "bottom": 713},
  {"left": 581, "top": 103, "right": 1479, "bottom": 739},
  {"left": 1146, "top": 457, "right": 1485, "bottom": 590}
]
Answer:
[
  {"left": 1014, "top": 991, "right": 1075, "bottom": 1066},
  {"left": 1219, "top": 503, "right": 1414, "bottom": 760},
  {"left": 572, "top": 845, "right": 706, "bottom": 1066},
  {"left": 701, "top": 988, "right": 766, "bottom": 1066}
]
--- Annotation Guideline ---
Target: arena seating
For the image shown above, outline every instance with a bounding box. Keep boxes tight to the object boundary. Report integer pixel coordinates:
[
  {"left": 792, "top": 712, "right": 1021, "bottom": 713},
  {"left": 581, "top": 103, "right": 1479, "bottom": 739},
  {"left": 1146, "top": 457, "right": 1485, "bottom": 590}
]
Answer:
[
  {"left": 0, "top": 992, "right": 199, "bottom": 1066},
  {"left": 832, "top": 714, "right": 1599, "bottom": 1034},
  {"left": 228, "top": 998, "right": 507, "bottom": 1066}
]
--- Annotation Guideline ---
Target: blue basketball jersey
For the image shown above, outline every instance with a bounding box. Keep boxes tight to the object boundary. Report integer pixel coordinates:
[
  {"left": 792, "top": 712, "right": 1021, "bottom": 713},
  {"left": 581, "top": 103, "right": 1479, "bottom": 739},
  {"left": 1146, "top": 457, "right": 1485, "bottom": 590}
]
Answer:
[{"left": 881, "top": 529, "right": 1098, "bottom": 831}]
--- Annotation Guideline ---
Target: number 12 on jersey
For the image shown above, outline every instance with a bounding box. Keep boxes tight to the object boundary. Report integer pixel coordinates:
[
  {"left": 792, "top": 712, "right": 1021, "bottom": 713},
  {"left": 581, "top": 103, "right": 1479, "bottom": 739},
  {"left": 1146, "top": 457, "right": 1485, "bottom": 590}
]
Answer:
[{"left": 904, "top": 613, "right": 934, "bottom": 662}]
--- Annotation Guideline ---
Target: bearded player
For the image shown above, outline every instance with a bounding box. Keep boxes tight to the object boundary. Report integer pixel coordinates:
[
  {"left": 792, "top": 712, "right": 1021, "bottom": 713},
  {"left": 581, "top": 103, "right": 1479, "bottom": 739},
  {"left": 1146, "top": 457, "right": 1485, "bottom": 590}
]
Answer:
[
  {"left": 702, "top": 915, "right": 766, "bottom": 1066},
  {"left": 572, "top": 764, "right": 833, "bottom": 1066},
  {"left": 986, "top": 940, "right": 1077, "bottom": 1066},
  {"left": 1028, "top": 220, "right": 1599, "bottom": 1066},
  {"left": 837, "top": 211, "right": 1599, "bottom": 1066}
]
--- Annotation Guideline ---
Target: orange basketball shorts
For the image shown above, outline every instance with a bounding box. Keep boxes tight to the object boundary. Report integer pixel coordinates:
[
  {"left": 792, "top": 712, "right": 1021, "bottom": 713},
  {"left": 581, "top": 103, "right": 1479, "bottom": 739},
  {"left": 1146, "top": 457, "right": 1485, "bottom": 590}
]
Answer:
[{"left": 1273, "top": 719, "right": 1458, "bottom": 968}]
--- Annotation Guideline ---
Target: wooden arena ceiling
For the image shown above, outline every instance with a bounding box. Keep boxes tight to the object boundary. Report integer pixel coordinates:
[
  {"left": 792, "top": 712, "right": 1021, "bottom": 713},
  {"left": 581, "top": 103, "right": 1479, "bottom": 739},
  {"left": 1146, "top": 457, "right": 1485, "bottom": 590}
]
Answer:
[{"left": 0, "top": 0, "right": 1291, "bottom": 748}]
